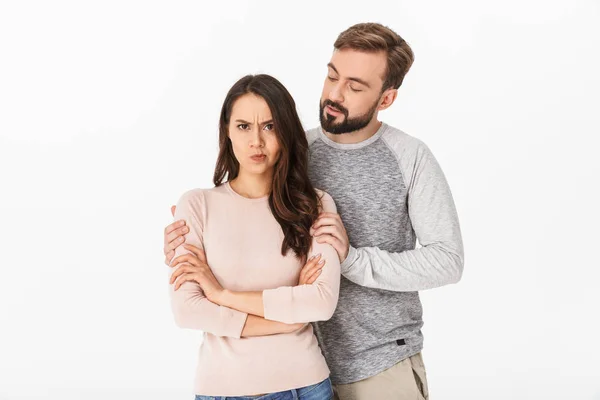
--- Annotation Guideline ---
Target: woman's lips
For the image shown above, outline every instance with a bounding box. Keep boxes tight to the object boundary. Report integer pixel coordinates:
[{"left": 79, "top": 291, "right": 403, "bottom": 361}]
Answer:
[{"left": 250, "top": 154, "right": 266, "bottom": 162}]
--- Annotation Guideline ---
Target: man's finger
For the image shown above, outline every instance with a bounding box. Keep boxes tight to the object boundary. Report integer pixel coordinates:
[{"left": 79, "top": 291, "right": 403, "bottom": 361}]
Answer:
[
  {"left": 315, "top": 234, "right": 342, "bottom": 251},
  {"left": 164, "top": 228, "right": 189, "bottom": 254},
  {"left": 312, "top": 217, "right": 342, "bottom": 230},
  {"left": 318, "top": 212, "right": 342, "bottom": 221},
  {"left": 166, "top": 225, "right": 189, "bottom": 245},
  {"left": 165, "top": 226, "right": 188, "bottom": 247},
  {"left": 164, "top": 234, "right": 184, "bottom": 255},
  {"left": 164, "top": 251, "right": 175, "bottom": 266},
  {"left": 312, "top": 226, "right": 344, "bottom": 242},
  {"left": 164, "top": 219, "right": 186, "bottom": 236},
  {"left": 164, "top": 237, "right": 185, "bottom": 256}
]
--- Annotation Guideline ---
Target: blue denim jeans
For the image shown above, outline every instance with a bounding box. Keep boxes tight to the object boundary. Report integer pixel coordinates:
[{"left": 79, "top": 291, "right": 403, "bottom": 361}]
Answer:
[{"left": 194, "top": 377, "right": 333, "bottom": 400}]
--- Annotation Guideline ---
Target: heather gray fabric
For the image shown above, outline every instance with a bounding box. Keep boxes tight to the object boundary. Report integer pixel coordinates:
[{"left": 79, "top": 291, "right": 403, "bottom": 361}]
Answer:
[{"left": 307, "top": 122, "right": 464, "bottom": 384}]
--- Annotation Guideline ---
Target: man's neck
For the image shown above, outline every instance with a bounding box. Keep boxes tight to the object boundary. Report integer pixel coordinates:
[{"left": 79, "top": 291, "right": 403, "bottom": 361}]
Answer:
[{"left": 324, "top": 119, "right": 382, "bottom": 145}]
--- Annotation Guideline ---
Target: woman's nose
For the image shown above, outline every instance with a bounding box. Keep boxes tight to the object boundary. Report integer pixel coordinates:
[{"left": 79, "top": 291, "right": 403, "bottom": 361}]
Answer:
[{"left": 249, "top": 129, "right": 264, "bottom": 148}]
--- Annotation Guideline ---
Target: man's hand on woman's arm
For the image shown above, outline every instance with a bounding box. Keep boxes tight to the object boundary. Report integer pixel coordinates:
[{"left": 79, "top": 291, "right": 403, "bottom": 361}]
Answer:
[
  {"left": 164, "top": 205, "right": 324, "bottom": 286},
  {"left": 163, "top": 205, "right": 187, "bottom": 266}
]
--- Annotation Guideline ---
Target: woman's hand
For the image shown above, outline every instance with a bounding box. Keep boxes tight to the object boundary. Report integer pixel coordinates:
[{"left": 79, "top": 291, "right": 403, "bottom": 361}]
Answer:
[
  {"left": 170, "top": 244, "right": 225, "bottom": 304},
  {"left": 298, "top": 253, "right": 326, "bottom": 285}
]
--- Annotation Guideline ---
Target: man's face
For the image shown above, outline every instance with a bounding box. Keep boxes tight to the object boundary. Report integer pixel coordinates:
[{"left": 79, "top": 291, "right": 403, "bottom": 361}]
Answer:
[{"left": 320, "top": 49, "right": 387, "bottom": 134}]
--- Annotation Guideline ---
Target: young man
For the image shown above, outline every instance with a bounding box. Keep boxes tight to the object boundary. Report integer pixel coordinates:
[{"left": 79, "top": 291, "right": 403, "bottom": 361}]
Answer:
[{"left": 164, "top": 23, "right": 463, "bottom": 400}]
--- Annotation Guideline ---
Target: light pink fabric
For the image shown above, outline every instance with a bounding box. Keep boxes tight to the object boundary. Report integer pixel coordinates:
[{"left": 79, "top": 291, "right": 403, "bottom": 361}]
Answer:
[{"left": 169, "top": 182, "right": 340, "bottom": 396}]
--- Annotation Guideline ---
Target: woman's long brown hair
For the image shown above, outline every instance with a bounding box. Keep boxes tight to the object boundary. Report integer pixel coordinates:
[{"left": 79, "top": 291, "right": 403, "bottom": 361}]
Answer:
[{"left": 213, "top": 74, "right": 320, "bottom": 259}]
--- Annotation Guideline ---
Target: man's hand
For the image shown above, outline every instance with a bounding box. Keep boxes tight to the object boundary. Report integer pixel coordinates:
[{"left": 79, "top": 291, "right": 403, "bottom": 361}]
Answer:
[
  {"left": 163, "top": 205, "right": 188, "bottom": 266},
  {"left": 298, "top": 254, "right": 325, "bottom": 285},
  {"left": 169, "top": 244, "right": 225, "bottom": 304},
  {"left": 310, "top": 212, "right": 350, "bottom": 263}
]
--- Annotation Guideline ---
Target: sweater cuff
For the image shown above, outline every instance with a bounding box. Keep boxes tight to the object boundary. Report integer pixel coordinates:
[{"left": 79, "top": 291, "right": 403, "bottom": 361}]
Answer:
[
  {"left": 262, "top": 287, "right": 294, "bottom": 323},
  {"left": 220, "top": 307, "right": 249, "bottom": 339},
  {"left": 340, "top": 245, "right": 358, "bottom": 274}
]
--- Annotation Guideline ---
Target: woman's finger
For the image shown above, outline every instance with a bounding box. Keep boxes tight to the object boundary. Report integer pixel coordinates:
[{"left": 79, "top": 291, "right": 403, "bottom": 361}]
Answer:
[
  {"left": 299, "top": 254, "right": 321, "bottom": 282},
  {"left": 303, "top": 254, "right": 323, "bottom": 277},
  {"left": 170, "top": 264, "right": 195, "bottom": 284},
  {"left": 171, "top": 254, "right": 202, "bottom": 268},
  {"left": 183, "top": 244, "right": 207, "bottom": 263},
  {"left": 305, "top": 263, "right": 325, "bottom": 284},
  {"left": 174, "top": 273, "right": 197, "bottom": 291}
]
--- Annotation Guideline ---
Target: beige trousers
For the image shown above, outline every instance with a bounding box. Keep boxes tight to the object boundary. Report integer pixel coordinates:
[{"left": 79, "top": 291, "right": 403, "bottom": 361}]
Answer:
[{"left": 333, "top": 353, "right": 429, "bottom": 400}]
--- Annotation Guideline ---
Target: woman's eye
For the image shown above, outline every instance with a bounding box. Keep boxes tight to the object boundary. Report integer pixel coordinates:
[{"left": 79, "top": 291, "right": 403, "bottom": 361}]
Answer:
[
  {"left": 264, "top": 123, "right": 274, "bottom": 131},
  {"left": 237, "top": 124, "right": 249, "bottom": 130}
]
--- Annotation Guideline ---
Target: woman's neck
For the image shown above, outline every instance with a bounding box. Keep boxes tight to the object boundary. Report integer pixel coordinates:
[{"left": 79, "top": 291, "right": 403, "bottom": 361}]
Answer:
[{"left": 229, "top": 170, "right": 272, "bottom": 199}]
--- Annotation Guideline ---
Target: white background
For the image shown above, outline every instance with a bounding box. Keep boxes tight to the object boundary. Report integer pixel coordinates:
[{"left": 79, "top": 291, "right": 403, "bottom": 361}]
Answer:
[{"left": 1, "top": 1, "right": 599, "bottom": 399}]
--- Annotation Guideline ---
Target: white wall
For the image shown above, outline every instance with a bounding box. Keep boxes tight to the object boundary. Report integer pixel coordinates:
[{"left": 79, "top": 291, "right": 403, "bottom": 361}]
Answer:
[{"left": 1, "top": 1, "right": 599, "bottom": 399}]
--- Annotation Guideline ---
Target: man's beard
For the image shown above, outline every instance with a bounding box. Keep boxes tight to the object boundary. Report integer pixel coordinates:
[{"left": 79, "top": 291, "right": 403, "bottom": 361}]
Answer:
[{"left": 319, "top": 99, "right": 379, "bottom": 135}]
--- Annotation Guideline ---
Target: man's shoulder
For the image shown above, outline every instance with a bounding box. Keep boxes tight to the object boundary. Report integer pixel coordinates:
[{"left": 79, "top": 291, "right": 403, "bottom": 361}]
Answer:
[
  {"left": 305, "top": 126, "right": 321, "bottom": 146},
  {"left": 380, "top": 124, "right": 443, "bottom": 185},
  {"left": 381, "top": 124, "right": 427, "bottom": 154},
  {"left": 304, "top": 123, "right": 430, "bottom": 156}
]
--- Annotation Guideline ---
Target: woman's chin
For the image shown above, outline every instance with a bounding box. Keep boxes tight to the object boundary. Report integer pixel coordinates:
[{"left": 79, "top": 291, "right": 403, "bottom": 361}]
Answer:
[{"left": 241, "top": 164, "right": 273, "bottom": 175}]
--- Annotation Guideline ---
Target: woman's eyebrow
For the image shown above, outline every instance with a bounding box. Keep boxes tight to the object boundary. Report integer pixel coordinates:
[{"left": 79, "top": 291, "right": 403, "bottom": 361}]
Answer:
[{"left": 234, "top": 119, "right": 273, "bottom": 125}]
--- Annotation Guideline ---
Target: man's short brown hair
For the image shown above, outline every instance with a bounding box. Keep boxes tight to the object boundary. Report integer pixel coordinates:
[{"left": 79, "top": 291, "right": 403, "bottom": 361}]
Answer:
[{"left": 334, "top": 23, "right": 414, "bottom": 91}]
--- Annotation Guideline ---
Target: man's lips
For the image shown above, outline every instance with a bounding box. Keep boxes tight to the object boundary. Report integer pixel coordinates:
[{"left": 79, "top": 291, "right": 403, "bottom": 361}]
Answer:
[{"left": 326, "top": 105, "right": 343, "bottom": 116}]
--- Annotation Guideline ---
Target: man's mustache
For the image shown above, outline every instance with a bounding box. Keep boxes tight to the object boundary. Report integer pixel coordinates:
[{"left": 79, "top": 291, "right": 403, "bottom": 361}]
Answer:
[{"left": 323, "top": 100, "right": 348, "bottom": 117}]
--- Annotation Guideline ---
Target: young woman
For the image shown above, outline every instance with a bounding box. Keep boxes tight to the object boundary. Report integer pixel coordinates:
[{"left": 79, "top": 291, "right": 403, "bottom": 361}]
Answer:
[{"left": 168, "top": 74, "right": 339, "bottom": 399}]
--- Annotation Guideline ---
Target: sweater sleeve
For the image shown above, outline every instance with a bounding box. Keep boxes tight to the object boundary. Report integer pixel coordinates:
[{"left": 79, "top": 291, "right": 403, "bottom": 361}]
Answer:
[
  {"left": 168, "top": 189, "right": 248, "bottom": 338},
  {"left": 340, "top": 138, "right": 464, "bottom": 292},
  {"left": 262, "top": 191, "right": 341, "bottom": 324}
]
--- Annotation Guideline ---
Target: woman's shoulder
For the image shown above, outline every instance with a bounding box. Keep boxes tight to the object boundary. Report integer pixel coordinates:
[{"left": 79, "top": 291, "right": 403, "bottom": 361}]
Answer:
[
  {"left": 176, "top": 187, "right": 207, "bottom": 202},
  {"left": 175, "top": 185, "right": 230, "bottom": 207},
  {"left": 314, "top": 188, "right": 337, "bottom": 213},
  {"left": 173, "top": 188, "right": 207, "bottom": 216}
]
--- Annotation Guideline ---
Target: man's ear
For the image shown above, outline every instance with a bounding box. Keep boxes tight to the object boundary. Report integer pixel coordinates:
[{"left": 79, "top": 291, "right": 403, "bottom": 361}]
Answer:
[{"left": 378, "top": 88, "right": 398, "bottom": 111}]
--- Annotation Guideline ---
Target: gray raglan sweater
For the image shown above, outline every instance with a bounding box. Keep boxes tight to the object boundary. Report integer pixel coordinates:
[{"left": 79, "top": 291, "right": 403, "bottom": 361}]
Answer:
[{"left": 307, "top": 122, "right": 464, "bottom": 384}]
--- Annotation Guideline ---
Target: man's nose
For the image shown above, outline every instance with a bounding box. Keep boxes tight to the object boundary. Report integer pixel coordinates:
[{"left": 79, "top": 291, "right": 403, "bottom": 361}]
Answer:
[{"left": 329, "top": 82, "right": 344, "bottom": 104}]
